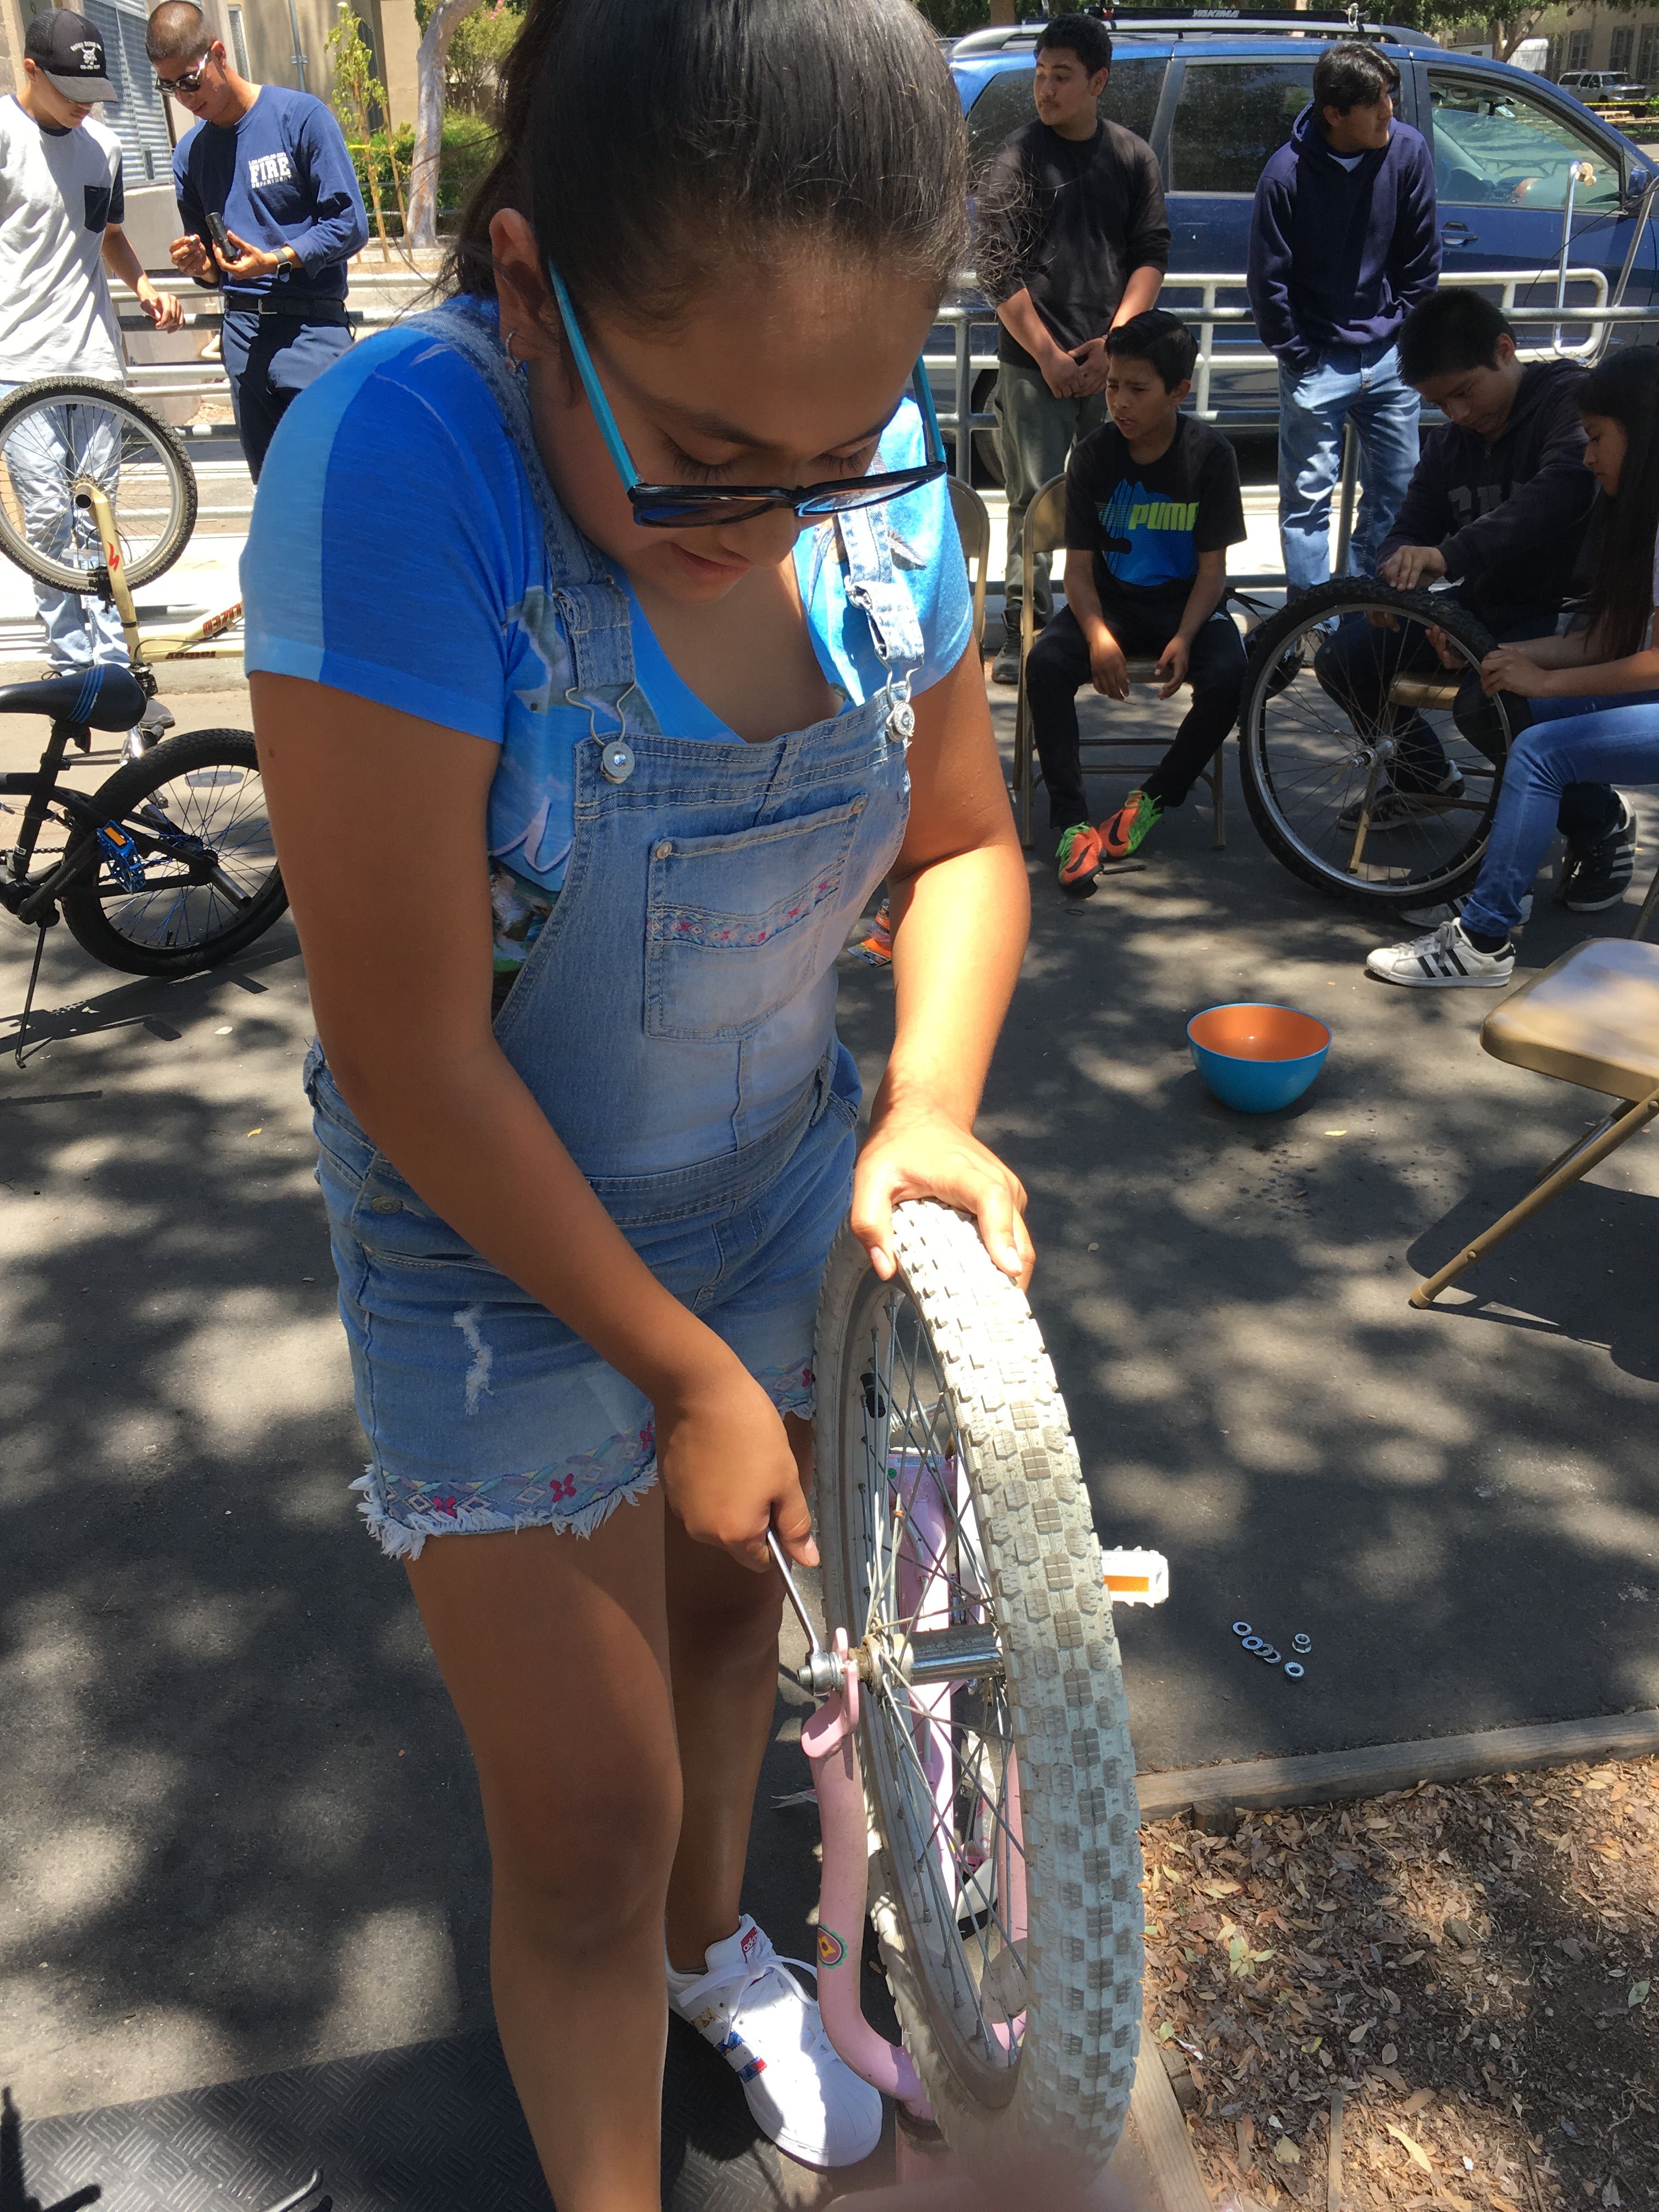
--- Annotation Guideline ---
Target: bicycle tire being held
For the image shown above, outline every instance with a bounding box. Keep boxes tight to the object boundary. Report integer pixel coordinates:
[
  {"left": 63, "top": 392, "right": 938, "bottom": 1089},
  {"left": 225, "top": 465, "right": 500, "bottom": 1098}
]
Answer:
[
  {"left": 1238, "top": 578, "right": 1517, "bottom": 913},
  {"left": 0, "top": 377, "right": 197, "bottom": 595},
  {"left": 60, "top": 727, "right": 287, "bottom": 975},
  {"left": 813, "top": 1200, "right": 1144, "bottom": 2169}
]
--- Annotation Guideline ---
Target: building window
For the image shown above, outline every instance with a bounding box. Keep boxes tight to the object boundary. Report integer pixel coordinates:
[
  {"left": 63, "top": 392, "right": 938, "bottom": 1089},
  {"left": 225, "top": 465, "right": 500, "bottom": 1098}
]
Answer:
[
  {"left": 227, "top": 5, "right": 250, "bottom": 76},
  {"left": 1610, "top": 26, "right": 1634, "bottom": 71},
  {"left": 1640, "top": 25, "right": 1659, "bottom": 81},
  {"left": 1566, "top": 29, "right": 1592, "bottom": 69}
]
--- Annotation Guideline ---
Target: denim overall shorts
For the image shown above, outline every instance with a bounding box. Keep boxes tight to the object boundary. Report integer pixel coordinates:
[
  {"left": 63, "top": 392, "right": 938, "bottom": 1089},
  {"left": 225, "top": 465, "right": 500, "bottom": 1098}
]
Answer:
[{"left": 302, "top": 300, "right": 922, "bottom": 1559}]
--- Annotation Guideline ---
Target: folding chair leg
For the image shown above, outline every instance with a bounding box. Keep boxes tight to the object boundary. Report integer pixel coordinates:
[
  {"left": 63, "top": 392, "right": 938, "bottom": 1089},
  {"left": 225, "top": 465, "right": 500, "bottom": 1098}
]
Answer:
[
  {"left": 1209, "top": 758, "right": 1226, "bottom": 850},
  {"left": 1015, "top": 680, "right": 1035, "bottom": 848},
  {"left": 1409, "top": 1081, "right": 1659, "bottom": 1308}
]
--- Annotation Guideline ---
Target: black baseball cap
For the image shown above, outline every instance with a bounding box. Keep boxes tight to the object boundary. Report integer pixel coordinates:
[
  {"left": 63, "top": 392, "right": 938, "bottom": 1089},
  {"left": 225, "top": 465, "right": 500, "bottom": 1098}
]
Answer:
[{"left": 24, "top": 9, "right": 119, "bottom": 103}]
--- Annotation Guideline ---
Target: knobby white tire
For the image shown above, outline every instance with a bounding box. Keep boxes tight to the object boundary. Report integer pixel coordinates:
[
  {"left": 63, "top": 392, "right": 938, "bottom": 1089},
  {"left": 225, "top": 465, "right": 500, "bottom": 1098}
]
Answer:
[{"left": 815, "top": 1200, "right": 1143, "bottom": 2169}]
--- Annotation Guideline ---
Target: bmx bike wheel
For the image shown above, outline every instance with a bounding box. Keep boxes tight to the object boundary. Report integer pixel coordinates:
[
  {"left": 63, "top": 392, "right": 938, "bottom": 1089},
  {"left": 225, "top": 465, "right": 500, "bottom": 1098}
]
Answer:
[
  {"left": 0, "top": 377, "right": 198, "bottom": 594},
  {"left": 815, "top": 1200, "right": 1142, "bottom": 2168},
  {"left": 1238, "top": 578, "right": 1513, "bottom": 913},
  {"left": 61, "top": 728, "right": 287, "bottom": 975}
]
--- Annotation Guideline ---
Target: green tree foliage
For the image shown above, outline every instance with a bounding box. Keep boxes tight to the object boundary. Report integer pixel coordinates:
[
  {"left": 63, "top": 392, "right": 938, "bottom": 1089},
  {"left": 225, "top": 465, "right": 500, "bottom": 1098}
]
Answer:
[
  {"left": 917, "top": 0, "right": 991, "bottom": 36},
  {"left": 1389, "top": 0, "right": 1659, "bottom": 65},
  {"left": 416, "top": 0, "right": 522, "bottom": 115}
]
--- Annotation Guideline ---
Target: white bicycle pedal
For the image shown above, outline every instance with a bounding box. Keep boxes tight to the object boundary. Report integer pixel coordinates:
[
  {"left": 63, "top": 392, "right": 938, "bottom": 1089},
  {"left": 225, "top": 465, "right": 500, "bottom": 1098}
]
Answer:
[{"left": 1100, "top": 1546, "right": 1169, "bottom": 1606}]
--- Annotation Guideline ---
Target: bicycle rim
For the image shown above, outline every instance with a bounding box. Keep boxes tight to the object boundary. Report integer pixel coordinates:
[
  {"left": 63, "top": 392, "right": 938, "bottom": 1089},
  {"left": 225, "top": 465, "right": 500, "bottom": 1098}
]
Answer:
[
  {"left": 1245, "top": 596, "right": 1509, "bottom": 903},
  {"left": 841, "top": 1269, "right": 1027, "bottom": 2103},
  {"left": 0, "top": 380, "right": 196, "bottom": 594},
  {"left": 62, "top": 732, "right": 284, "bottom": 974},
  {"left": 816, "top": 1204, "right": 1142, "bottom": 2162}
]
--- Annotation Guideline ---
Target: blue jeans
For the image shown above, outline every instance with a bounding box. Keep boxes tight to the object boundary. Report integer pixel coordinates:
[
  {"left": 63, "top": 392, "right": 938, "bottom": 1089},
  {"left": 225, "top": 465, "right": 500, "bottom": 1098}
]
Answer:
[
  {"left": 1277, "top": 342, "right": 1421, "bottom": 596},
  {"left": 1462, "top": 697, "right": 1659, "bottom": 939},
  {"left": 0, "top": 379, "right": 128, "bottom": 674}
]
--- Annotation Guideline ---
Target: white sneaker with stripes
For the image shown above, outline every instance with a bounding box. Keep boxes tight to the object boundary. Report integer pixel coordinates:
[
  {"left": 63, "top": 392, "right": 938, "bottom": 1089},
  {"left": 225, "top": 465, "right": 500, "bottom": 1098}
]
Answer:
[
  {"left": 1365, "top": 917, "right": 1516, "bottom": 988},
  {"left": 667, "top": 1916, "right": 882, "bottom": 2169}
]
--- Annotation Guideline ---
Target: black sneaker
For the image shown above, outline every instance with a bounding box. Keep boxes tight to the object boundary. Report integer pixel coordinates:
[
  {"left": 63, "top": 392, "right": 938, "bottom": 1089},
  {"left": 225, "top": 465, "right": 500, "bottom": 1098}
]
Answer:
[
  {"left": 1337, "top": 764, "right": 1465, "bottom": 833},
  {"left": 1562, "top": 794, "right": 1637, "bottom": 911},
  {"left": 991, "top": 641, "right": 1020, "bottom": 686}
]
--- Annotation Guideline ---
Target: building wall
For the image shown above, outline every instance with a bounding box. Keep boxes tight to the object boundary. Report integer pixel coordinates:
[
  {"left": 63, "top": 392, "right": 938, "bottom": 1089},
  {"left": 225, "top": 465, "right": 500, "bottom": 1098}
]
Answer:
[{"left": 1528, "top": 3, "right": 1659, "bottom": 82}]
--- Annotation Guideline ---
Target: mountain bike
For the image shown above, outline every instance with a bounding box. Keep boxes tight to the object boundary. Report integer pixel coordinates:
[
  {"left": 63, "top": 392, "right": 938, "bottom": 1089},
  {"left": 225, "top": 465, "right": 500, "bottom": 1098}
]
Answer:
[
  {"left": 774, "top": 1201, "right": 1169, "bottom": 2176},
  {"left": 1238, "top": 578, "right": 1518, "bottom": 913}
]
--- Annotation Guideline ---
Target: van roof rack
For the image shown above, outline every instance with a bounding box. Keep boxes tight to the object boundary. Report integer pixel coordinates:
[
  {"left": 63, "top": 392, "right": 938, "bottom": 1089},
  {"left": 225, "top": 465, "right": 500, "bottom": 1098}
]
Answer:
[{"left": 951, "top": 9, "right": 1433, "bottom": 57}]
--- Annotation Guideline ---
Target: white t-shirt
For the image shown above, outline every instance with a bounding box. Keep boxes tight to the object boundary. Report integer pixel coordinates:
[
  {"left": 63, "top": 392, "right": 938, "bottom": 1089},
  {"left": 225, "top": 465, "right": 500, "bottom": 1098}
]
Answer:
[{"left": 0, "top": 96, "right": 125, "bottom": 383}]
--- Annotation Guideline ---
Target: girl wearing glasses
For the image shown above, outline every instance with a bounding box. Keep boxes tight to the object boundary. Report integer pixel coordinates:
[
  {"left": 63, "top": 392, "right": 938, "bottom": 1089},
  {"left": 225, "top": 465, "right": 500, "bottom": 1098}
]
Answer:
[{"left": 246, "top": 2, "right": 1029, "bottom": 2200}]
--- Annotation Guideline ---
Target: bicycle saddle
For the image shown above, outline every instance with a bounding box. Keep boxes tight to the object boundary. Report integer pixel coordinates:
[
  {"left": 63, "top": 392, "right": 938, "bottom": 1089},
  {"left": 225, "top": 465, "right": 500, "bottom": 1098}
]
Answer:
[{"left": 0, "top": 664, "right": 149, "bottom": 731}]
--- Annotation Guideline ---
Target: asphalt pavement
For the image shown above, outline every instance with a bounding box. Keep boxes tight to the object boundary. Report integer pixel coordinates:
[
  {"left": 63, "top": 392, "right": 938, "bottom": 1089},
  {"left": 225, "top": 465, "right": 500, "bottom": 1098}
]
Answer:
[{"left": 3, "top": 664, "right": 1656, "bottom": 2130}]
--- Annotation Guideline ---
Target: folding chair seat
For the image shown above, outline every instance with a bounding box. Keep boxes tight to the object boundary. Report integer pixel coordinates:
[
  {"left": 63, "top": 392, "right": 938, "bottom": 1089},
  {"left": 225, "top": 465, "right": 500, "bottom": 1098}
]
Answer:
[
  {"left": 1009, "top": 475, "right": 1228, "bottom": 852},
  {"left": 1410, "top": 861, "right": 1659, "bottom": 1307},
  {"left": 947, "top": 476, "right": 991, "bottom": 650}
]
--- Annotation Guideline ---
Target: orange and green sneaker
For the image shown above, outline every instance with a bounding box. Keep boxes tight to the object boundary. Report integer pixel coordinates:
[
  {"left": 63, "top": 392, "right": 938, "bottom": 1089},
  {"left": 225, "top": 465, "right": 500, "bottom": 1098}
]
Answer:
[
  {"left": 849, "top": 897, "right": 893, "bottom": 966},
  {"left": 1100, "top": 788, "right": 1164, "bottom": 860},
  {"left": 1056, "top": 822, "right": 1104, "bottom": 891}
]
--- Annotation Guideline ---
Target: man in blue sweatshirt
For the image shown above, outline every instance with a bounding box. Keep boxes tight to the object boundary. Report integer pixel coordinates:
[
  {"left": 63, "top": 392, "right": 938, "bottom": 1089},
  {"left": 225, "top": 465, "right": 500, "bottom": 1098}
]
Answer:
[
  {"left": 148, "top": 0, "right": 368, "bottom": 481},
  {"left": 1248, "top": 41, "right": 1439, "bottom": 597}
]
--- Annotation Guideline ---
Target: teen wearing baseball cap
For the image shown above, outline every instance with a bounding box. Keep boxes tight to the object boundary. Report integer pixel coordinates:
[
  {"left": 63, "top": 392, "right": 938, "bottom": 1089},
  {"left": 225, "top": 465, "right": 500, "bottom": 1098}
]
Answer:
[
  {"left": 23, "top": 9, "right": 119, "bottom": 103},
  {"left": 2, "top": 9, "right": 182, "bottom": 745}
]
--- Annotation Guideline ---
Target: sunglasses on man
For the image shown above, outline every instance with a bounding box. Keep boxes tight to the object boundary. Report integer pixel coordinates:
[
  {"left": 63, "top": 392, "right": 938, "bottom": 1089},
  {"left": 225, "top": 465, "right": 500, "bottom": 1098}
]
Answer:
[
  {"left": 545, "top": 262, "right": 946, "bottom": 531},
  {"left": 155, "top": 53, "right": 211, "bottom": 95}
]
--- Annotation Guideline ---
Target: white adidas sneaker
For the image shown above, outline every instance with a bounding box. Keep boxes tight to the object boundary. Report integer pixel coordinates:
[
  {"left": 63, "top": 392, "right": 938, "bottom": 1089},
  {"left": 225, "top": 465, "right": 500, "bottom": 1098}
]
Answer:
[
  {"left": 667, "top": 1915, "right": 883, "bottom": 2169},
  {"left": 1365, "top": 917, "right": 1515, "bottom": 989}
]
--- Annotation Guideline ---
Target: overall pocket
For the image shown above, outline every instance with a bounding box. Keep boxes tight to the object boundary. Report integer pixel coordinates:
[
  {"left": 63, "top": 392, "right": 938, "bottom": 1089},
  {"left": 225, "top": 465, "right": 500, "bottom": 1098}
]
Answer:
[{"left": 644, "top": 795, "right": 864, "bottom": 1042}]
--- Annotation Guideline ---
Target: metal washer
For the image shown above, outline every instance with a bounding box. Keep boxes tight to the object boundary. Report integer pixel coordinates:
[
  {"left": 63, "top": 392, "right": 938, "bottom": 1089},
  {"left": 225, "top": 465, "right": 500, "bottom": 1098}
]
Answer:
[
  {"left": 1241, "top": 1635, "right": 1265, "bottom": 1653},
  {"left": 1284, "top": 1661, "right": 1306, "bottom": 1680},
  {"left": 1232, "top": 1621, "right": 1253, "bottom": 1638}
]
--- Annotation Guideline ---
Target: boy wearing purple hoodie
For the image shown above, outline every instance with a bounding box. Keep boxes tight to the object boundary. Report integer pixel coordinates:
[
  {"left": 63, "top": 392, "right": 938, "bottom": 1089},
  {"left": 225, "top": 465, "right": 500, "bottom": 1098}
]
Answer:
[{"left": 1248, "top": 41, "right": 1440, "bottom": 597}]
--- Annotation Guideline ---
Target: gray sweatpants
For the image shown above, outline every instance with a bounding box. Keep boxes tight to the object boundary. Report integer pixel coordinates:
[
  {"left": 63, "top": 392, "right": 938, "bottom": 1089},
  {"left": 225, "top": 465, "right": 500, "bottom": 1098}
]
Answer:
[{"left": 994, "top": 360, "right": 1107, "bottom": 641}]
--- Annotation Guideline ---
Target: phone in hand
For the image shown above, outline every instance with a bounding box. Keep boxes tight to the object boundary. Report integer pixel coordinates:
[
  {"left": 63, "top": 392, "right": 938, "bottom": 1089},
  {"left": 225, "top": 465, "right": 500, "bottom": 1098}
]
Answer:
[{"left": 205, "top": 211, "right": 232, "bottom": 262}]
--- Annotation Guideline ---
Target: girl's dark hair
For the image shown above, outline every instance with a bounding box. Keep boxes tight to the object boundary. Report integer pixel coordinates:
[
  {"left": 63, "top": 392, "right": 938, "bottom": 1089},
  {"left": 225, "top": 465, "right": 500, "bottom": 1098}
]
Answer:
[
  {"left": 450, "top": 0, "right": 968, "bottom": 324},
  {"left": 1579, "top": 347, "right": 1659, "bottom": 661}
]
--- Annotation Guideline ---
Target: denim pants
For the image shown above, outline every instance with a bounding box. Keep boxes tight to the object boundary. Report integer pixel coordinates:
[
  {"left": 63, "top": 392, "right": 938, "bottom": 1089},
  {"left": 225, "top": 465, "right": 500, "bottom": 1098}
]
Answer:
[
  {"left": 1462, "top": 698, "right": 1659, "bottom": 938},
  {"left": 0, "top": 380, "right": 128, "bottom": 674},
  {"left": 1277, "top": 342, "right": 1421, "bottom": 595},
  {"left": 994, "top": 361, "right": 1107, "bottom": 636},
  {"left": 1026, "top": 601, "right": 1246, "bottom": 830},
  {"left": 304, "top": 300, "right": 918, "bottom": 1559}
]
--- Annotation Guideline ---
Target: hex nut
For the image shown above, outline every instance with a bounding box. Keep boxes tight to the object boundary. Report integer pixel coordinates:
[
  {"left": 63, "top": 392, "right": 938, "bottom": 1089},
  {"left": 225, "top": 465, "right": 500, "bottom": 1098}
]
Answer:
[
  {"left": 1284, "top": 1662, "right": 1305, "bottom": 1680},
  {"left": 1242, "top": 1635, "right": 1265, "bottom": 1653},
  {"left": 1232, "top": 1621, "right": 1254, "bottom": 1638},
  {"left": 1292, "top": 1633, "right": 1312, "bottom": 1654}
]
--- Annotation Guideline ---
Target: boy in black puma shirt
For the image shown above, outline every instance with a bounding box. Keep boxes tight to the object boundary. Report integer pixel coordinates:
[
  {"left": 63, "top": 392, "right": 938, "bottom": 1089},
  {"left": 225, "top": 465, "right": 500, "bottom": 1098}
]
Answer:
[{"left": 1025, "top": 310, "right": 1247, "bottom": 889}]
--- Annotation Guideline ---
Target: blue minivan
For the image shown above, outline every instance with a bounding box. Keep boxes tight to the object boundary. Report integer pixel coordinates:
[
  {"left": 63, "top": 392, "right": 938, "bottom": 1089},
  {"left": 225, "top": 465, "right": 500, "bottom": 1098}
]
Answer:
[{"left": 934, "top": 12, "right": 1659, "bottom": 453}]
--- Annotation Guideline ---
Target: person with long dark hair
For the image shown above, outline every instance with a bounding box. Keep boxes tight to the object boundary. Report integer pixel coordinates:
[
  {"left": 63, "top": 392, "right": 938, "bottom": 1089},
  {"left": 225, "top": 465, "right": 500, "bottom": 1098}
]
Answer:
[
  {"left": 241, "top": 1, "right": 1032, "bottom": 2202},
  {"left": 1367, "top": 346, "right": 1659, "bottom": 986}
]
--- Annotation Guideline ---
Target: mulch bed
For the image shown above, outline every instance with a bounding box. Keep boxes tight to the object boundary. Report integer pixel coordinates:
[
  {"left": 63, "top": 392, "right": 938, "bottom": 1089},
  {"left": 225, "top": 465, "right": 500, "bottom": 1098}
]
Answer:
[{"left": 1139, "top": 1757, "right": 1659, "bottom": 2211}]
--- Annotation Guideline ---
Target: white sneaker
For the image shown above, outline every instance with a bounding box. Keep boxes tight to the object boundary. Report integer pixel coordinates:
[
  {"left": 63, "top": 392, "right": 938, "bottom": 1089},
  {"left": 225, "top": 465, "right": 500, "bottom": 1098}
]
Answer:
[
  {"left": 1365, "top": 917, "right": 1515, "bottom": 988},
  {"left": 667, "top": 1915, "right": 883, "bottom": 2169}
]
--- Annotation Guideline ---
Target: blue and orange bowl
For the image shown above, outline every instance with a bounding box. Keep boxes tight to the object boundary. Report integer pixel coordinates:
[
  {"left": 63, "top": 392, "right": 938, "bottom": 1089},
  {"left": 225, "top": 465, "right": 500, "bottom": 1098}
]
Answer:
[{"left": 1187, "top": 1003, "right": 1331, "bottom": 1114}]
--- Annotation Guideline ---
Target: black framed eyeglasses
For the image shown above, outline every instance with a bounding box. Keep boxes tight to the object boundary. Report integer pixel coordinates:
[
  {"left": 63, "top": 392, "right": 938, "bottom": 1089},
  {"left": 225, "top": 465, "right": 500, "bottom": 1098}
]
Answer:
[{"left": 545, "top": 262, "right": 948, "bottom": 530}]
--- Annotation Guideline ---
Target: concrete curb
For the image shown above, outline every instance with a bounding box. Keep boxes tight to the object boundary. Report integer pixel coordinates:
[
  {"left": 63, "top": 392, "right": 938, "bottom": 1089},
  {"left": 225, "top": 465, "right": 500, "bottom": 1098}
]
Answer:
[{"left": 1135, "top": 1705, "right": 1659, "bottom": 1825}]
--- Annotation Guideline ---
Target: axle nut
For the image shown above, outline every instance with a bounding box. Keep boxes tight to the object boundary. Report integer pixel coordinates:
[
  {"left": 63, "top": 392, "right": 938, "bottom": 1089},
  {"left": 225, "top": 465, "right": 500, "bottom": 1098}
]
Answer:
[{"left": 1292, "top": 1633, "right": 1312, "bottom": 1654}]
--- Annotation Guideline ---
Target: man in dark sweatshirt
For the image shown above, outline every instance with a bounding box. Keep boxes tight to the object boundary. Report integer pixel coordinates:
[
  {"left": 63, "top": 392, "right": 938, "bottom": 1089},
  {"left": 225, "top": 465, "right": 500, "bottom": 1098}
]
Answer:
[
  {"left": 1248, "top": 41, "right": 1439, "bottom": 596},
  {"left": 977, "top": 11, "right": 1170, "bottom": 682},
  {"left": 1313, "top": 289, "right": 1606, "bottom": 831}
]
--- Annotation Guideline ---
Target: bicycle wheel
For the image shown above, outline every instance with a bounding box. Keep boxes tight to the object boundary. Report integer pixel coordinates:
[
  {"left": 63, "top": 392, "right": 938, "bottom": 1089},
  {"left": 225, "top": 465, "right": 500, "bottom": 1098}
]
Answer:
[
  {"left": 0, "top": 377, "right": 197, "bottom": 594},
  {"left": 815, "top": 1201, "right": 1141, "bottom": 2168},
  {"left": 60, "top": 728, "right": 286, "bottom": 976},
  {"left": 1238, "top": 578, "right": 1514, "bottom": 913}
]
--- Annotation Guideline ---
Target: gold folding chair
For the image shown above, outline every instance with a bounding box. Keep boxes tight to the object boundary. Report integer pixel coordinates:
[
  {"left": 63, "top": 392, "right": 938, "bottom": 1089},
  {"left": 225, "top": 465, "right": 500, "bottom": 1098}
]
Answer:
[
  {"left": 1010, "top": 475, "right": 1228, "bottom": 853},
  {"left": 1411, "top": 857, "right": 1659, "bottom": 1307},
  {"left": 948, "top": 476, "right": 991, "bottom": 650}
]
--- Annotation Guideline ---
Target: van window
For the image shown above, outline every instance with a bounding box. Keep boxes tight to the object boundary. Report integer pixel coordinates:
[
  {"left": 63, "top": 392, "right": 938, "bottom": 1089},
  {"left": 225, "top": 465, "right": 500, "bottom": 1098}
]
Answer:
[
  {"left": 1168, "top": 60, "right": 1316, "bottom": 194},
  {"left": 1429, "top": 74, "right": 1622, "bottom": 210},
  {"left": 963, "top": 57, "right": 1167, "bottom": 182}
]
